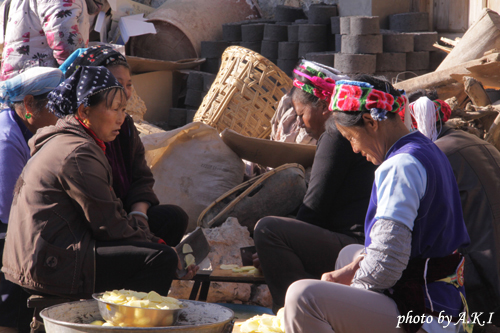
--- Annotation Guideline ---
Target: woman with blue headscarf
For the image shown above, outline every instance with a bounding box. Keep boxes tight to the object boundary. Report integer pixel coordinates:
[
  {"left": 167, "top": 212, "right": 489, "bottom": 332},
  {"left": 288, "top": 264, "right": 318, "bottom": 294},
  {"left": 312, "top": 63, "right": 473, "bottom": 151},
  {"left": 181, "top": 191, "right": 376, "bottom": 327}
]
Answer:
[{"left": 0, "top": 66, "right": 63, "bottom": 332}]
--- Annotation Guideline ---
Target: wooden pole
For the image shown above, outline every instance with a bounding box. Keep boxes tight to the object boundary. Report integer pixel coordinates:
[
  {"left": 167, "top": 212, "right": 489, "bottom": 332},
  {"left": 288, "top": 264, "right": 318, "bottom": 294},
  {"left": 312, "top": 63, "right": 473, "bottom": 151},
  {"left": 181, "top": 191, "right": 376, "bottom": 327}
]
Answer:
[{"left": 463, "top": 76, "right": 492, "bottom": 106}]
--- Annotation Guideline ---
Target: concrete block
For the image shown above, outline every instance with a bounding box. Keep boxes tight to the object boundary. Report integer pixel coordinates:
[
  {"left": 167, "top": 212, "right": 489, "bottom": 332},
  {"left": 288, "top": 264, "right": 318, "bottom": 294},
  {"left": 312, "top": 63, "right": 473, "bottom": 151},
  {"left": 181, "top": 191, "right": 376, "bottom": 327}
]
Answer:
[
  {"left": 381, "top": 30, "right": 413, "bottom": 53},
  {"left": 288, "top": 25, "right": 299, "bottom": 42},
  {"left": 222, "top": 23, "right": 242, "bottom": 42},
  {"left": 203, "top": 73, "right": 216, "bottom": 92},
  {"left": 241, "top": 24, "right": 265, "bottom": 42},
  {"left": 261, "top": 41, "right": 279, "bottom": 59},
  {"left": 350, "top": 16, "right": 380, "bottom": 35},
  {"left": 328, "top": 34, "right": 336, "bottom": 51},
  {"left": 375, "top": 71, "right": 406, "bottom": 84},
  {"left": 275, "top": 21, "right": 293, "bottom": 26},
  {"left": 240, "top": 41, "right": 261, "bottom": 53},
  {"left": 376, "top": 52, "right": 406, "bottom": 72},
  {"left": 389, "top": 12, "right": 429, "bottom": 32},
  {"left": 334, "top": 53, "right": 376, "bottom": 74},
  {"left": 200, "top": 41, "right": 229, "bottom": 59},
  {"left": 278, "top": 42, "right": 299, "bottom": 59},
  {"left": 274, "top": 5, "right": 307, "bottom": 22},
  {"left": 335, "top": 34, "right": 342, "bottom": 52},
  {"left": 429, "top": 50, "right": 447, "bottom": 71},
  {"left": 341, "top": 34, "right": 383, "bottom": 54},
  {"left": 308, "top": 4, "right": 338, "bottom": 25},
  {"left": 408, "top": 32, "right": 438, "bottom": 51},
  {"left": 186, "top": 109, "right": 197, "bottom": 123},
  {"left": 185, "top": 89, "right": 204, "bottom": 108},
  {"left": 337, "top": 0, "right": 410, "bottom": 29},
  {"left": 298, "top": 42, "right": 328, "bottom": 58},
  {"left": 406, "top": 51, "right": 430, "bottom": 71},
  {"left": 264, "top": 24, "right": 288, "bottom": 41},
  {"left": 305, "top": 51, "right": 336, "bottom": 67},
  {"left": 187, "top": 71, "right": 204, "bottom": 91},
  {"left": 277, "top": 59, "right": 298, "bottom": 76},
  {"left": 168, "top": 108, "right": 187, "bottom": 128},
  {"left": 331, "top": 16, "right": 341, "bottom": 34},
  {"left": 340, "top": 17, "right": 351, "bottom": 35},
  {"left": 298, "top": 24, "right": 328, "bottom": 42},
  {"left": 201, "top": 58, "right": 221, "bottom": 74},
  {"left": 293, "top": 19, "right": 309, "bottom": 25}
]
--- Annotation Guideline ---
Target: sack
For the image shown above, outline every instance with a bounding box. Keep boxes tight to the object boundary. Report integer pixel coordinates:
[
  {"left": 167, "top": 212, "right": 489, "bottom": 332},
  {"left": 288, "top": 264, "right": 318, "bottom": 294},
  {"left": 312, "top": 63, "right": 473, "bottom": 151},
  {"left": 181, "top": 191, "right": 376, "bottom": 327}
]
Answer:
[
  {"left": 198, "top": 163, "right": 307, "bottom": 232},
  {"left": 142, "top": 122, "right": 245, "bottom": 231}
]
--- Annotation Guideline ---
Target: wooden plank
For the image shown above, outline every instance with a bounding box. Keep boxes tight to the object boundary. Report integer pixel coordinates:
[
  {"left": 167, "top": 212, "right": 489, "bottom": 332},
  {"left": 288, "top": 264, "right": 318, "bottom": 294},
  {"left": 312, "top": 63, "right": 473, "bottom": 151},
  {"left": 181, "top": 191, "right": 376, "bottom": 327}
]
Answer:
[
  {"left": 434, "top": 0, "right": 469, "bottom": 32},
  {"left": 211, "top": 267, "right": 265, "bottom": 283},
  {"left": 450, "top": 61, "right": 500, "bottom": 88}
]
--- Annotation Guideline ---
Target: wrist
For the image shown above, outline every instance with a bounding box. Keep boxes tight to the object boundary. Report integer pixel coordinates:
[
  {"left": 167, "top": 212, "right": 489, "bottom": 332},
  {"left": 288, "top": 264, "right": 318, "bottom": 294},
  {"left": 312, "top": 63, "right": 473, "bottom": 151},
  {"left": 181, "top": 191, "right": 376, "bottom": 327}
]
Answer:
[{"left": 129, "top": 211, "right": 149, "bottom": 221}]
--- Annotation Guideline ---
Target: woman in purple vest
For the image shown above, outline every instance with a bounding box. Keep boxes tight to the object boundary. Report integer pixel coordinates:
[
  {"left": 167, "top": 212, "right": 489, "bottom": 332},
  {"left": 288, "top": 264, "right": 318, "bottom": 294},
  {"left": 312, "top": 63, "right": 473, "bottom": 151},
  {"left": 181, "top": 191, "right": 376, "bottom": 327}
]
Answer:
[{"left": 284, "top": 75, "right": 471, "bottom": 333}]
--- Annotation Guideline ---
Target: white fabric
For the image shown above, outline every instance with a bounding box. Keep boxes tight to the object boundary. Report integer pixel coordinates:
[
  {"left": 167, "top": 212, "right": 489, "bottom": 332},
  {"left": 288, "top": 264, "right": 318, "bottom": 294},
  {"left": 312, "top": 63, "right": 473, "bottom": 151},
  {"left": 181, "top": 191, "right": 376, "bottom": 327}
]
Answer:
[
  {"left": 411, "top": 97, "right": 439, "bottom": 142},
  {"left": 375, "top": 153, "right": 427, "bottom": 231}
]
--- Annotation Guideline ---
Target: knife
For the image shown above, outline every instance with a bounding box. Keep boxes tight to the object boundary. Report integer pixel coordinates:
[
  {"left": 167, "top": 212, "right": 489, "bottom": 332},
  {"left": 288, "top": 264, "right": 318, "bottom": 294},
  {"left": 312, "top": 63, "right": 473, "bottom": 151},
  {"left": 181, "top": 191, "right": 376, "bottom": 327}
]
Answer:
[{"left": 175, "top": 227, "right": 211, "bottom": 278}]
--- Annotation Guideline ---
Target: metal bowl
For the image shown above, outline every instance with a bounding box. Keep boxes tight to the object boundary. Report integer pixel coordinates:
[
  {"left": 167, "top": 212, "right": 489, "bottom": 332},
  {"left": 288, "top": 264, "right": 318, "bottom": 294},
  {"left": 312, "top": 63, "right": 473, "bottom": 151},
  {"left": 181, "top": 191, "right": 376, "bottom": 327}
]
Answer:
[{"left": 92, "top": 293, "right": 185, "bottom": 327}]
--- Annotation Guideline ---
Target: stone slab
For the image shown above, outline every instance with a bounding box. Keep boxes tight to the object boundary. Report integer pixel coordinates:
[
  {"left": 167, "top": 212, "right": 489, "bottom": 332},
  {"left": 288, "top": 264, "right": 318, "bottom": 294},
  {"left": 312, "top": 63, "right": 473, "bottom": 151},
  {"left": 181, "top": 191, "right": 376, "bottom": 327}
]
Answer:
[
  {"left": 263, "top": 24, "right": 288, "bottom": 41},
  {"left": 298, "top": 24, "right": 328, "bottom": 42},
  {"left": 350, "top": 16, "right": 380, "bottom": 35},
  {"left": 341, "top": 34, "right": 383, "bottom": 54},
  {"left": 389, "top": 12, "right": 429, "bottom": 32},
  {"left": 305, "top": 51, "right": 336, "bottom": 67},
  {"left": 298, "top": 42, "right": 328, "bottom": 58},
  {"left": 278, "top": 42, "right": 299, "bottom": 59},
  {"left": 222, "top": 23, "right": 242, "bottom": 42},
  {"left": 274, "top": 5, "right": 307, "bottom": 22},
  {"left": 308, "top": 4, "right": 338, "bottom": 25},
  {"left": 331, "top": 16, "right": 341, "bottom": 34},
  {"left": 334, "top": 53, "right": 376, "bottom": 74},
  {"left": 376, "top": 52, "right": 406, "bottom": 72},
  {"left": 381, "top": 30, "right": 414, "bottom": 53},
  {"left": 200, "top": 41, "right": 229, "bottom": 59},
  {"left": 408, "top": 32, "right": 438, "bottom": 52},
  {"left": 261, "top": 41, "right": 279, "bottom": 59},
  {"left": 241, "top": 24, "right": 265, "bottom": 42},
  {"left": 406, "top": 51, "right": 430, "bottom": 71}
]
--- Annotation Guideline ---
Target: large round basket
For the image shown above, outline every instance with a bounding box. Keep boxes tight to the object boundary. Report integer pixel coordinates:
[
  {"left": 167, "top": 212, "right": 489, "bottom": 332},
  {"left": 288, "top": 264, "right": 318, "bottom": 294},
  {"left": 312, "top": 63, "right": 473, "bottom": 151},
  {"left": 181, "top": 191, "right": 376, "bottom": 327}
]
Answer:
[{"left": 193, "top": 46, "right": 293, "bottom": 139}]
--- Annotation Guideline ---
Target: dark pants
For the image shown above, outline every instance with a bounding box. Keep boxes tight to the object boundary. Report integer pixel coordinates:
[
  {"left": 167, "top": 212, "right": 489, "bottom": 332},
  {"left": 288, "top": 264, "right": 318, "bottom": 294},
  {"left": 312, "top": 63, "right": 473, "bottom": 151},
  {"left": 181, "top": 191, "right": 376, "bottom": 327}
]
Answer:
[
  {"left": 0, "top": 238, "right": 33, "bottom": 332},
  {"left": 95, "top": 240, "right": 178, "bottom": 296},
  {"left": 147, "top": 204, "right": 188, "bottom": 246},
  {"left": 254, "top": 216, "right": 362, "bottom": 312}
]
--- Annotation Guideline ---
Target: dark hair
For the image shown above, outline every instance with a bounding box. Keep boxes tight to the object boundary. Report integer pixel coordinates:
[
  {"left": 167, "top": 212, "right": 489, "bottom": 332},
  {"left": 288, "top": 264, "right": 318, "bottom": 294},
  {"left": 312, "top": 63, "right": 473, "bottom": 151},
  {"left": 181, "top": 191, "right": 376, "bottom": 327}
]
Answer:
[
  {"left": 106, "top": 60, "right": 131, "bottom": 73},
  {"left": 291, "top": 61, "right": 327, "bottom": 109},
  {"left": 87, "top": 88, "right": 126, "bottom": 109},
  {"left": 328, "top": 74, "right": 400, "bottom": 129},
  {"left": 407, "top": 88, "right": 438, "bottom": 103},
  {"left": 12, "top": 92, "right": 50, "bottom": 115}
]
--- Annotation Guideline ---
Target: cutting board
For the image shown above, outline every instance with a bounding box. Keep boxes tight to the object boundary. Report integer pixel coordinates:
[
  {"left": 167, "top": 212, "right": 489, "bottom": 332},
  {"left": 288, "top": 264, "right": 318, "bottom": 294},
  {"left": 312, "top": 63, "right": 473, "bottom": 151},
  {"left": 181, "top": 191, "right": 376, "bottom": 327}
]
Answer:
[{"left": 211, "top": 267, "right": 265, "bottom": 283}]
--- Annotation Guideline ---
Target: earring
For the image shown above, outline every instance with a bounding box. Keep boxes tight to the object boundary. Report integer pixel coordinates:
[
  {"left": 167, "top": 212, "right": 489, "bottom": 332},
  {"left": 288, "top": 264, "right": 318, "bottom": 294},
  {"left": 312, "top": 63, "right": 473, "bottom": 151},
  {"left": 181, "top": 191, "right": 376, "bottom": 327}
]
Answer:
[
  {"left": 83, "top": 119, "right": 90, "bottom": 126},
  {"left": 25, "top": 111, "right": 32, "bottom": 120}
]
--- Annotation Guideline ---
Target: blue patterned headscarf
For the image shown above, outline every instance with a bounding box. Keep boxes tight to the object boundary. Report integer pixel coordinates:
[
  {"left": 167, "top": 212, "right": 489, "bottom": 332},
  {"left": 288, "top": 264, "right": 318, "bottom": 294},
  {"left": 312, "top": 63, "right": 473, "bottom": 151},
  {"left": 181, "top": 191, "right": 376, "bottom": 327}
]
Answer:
[
  {"left": 47, "top": 66, "right": 123, "bottom": 118},
  {"left": 0, "top": 67, "right": 64, "bottom": 105}
]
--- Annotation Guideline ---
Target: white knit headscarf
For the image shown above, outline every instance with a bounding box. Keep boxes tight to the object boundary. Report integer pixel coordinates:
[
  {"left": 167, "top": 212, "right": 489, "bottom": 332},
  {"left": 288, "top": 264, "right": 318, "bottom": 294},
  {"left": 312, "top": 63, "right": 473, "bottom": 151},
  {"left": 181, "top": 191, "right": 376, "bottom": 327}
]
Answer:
[{"left": 410, "top": 96, "right": 440, "bottom": 142}]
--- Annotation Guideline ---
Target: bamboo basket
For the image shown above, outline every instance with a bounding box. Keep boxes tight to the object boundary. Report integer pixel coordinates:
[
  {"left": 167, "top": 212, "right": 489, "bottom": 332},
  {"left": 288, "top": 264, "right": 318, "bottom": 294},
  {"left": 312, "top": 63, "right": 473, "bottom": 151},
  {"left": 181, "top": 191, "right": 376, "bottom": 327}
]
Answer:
[{"left": 193, "top": 46, "right": 293, "bottom": 139}]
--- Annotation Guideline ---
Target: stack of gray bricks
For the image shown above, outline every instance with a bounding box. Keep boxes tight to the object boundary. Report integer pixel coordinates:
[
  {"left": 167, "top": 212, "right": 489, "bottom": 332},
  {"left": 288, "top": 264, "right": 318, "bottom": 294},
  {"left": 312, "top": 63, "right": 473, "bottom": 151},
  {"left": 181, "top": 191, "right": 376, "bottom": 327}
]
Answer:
[
  {"left": 334, "top": 16, "right": 382, "bottom": 78},
  {"left": 168, "top": 71, "right": 216, "bottom": 129},
  {"left": 200, "top": 41, "right": 228, "bottom": 74}
]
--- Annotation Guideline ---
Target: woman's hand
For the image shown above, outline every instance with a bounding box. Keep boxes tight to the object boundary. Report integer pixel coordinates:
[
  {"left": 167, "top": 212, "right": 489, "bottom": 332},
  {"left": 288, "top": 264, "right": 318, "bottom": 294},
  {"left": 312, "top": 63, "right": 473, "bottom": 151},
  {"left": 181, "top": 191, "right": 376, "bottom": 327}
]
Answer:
[
  {"left": 321, "top": 255, "right": 364, "bottom": 285},
  {"left": 173, "top": 247, "right": 199, "bottom": 280}
]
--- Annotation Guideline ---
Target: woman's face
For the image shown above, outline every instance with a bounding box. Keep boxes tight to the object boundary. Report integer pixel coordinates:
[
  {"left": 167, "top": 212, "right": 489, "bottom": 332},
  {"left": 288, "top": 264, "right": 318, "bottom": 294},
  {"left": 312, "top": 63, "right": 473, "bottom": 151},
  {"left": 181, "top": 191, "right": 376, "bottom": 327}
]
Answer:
[
  {"left": 292, "top": 99, "right": 329, "bottom": 140},
  {"left": 85, "top": 90, "right": 127, "bottom": 142},
  {"left": 335, "top": 117, "right": 386, "bottom": 165},
  {"left": 108, "top": 65, "right": 132, "bottom": 100}
]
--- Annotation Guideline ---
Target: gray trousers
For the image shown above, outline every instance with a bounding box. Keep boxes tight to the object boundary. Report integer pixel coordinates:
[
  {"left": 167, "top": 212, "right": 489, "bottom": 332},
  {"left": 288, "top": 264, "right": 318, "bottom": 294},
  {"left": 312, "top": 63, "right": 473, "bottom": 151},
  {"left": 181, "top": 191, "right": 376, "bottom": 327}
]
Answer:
[
  {"left": 284, "top": 244, "right": 426, "bottom": 333},
  {"left": 253, "top": 216, "right": 361, "bottom": 311}
]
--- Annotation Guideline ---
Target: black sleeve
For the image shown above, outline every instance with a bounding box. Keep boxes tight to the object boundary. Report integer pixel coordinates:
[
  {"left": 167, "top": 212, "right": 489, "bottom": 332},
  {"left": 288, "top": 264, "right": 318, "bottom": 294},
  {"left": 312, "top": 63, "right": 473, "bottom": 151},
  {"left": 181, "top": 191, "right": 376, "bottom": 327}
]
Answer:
[{"left": 296, "top": 129, "right": 356, "bottom": 229}]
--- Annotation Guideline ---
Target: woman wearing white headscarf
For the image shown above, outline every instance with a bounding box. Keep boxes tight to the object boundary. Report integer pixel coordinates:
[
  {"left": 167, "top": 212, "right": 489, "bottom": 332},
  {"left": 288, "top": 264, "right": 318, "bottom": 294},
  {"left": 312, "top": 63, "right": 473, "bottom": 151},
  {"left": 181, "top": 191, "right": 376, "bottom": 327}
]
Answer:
[{"left": 0, "top": 66, "right": 63, "bottom": 333}]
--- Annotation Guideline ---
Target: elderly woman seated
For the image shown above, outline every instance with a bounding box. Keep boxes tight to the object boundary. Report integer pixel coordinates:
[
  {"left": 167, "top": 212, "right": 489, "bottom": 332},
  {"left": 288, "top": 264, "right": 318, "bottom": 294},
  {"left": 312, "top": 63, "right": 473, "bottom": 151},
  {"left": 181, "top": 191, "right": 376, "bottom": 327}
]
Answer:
[
  {"left": 1, "top": 66, "right": 197, "bottom": 301},
  {"left": 284, "top": 75, "right": 471, "bottom": 333}
]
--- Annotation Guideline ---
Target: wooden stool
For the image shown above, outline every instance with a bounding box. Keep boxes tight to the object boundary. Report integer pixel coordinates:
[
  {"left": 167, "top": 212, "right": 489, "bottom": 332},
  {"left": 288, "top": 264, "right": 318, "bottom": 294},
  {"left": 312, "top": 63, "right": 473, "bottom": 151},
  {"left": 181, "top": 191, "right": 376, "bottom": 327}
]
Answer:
[{"left": 27, "top": 295, "right": 73, "bottom": 333}]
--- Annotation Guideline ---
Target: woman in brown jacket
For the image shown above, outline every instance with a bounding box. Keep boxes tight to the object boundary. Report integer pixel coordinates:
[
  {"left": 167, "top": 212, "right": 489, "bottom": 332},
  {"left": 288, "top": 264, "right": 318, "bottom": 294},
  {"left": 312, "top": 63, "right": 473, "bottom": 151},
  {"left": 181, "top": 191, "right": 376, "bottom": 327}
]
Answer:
[{"left": 2, "top": 66, "right": 196, "bottom": 299}]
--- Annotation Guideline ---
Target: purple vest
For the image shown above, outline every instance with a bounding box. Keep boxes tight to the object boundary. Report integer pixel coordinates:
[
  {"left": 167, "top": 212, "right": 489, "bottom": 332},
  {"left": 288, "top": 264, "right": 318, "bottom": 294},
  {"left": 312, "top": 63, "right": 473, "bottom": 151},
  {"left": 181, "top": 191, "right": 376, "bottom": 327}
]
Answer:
[{"left": 365, "top": 131, "right": 470, "bottom": 316}]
